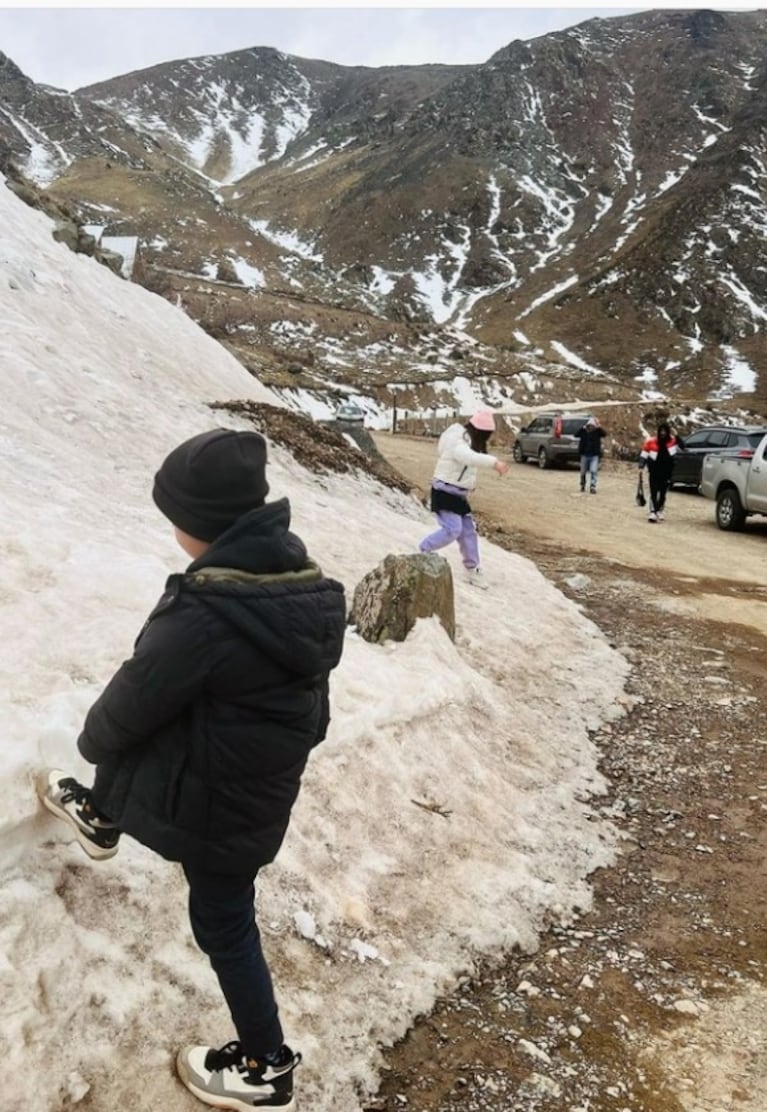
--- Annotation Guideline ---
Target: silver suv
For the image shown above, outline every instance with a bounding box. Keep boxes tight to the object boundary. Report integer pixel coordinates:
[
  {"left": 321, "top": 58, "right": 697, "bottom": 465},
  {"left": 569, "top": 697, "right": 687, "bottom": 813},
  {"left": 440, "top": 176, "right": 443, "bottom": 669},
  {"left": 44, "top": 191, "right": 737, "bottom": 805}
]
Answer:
[{"left": 513, "top": 413, "right": 591, "bottom": 469}]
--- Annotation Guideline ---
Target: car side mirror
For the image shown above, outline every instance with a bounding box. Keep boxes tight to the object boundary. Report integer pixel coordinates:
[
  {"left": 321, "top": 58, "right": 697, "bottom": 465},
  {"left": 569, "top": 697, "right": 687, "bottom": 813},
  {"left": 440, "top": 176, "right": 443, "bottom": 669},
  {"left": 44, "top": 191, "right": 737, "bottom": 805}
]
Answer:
[{"left": 520, "top": 425, "right": 528, "bottom": 433}]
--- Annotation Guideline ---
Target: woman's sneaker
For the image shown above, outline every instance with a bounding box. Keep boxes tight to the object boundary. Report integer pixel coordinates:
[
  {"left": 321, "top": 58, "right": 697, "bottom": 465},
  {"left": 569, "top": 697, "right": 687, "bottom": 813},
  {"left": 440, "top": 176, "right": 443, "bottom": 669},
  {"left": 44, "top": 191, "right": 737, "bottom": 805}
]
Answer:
[
  {"left": 176, "top": 1040, "right": 300, "bottom": 1110},
  {"left": 464, "top": 567, "right": 489, "bottom": 590},
  {"left": 37, "top": 770, "right": 120, "bottom": 860}
]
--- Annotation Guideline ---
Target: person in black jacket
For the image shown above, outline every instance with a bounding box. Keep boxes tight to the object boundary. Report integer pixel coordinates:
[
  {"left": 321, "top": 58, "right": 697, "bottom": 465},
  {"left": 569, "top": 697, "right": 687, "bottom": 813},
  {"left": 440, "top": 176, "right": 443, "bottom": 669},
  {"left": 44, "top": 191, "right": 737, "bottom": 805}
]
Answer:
[
  {"left": 577, "top": 416, "right": 607, "bottom": 494},
  {"left": 38, "top": 428, "right": 346, "bottom": 1112}
]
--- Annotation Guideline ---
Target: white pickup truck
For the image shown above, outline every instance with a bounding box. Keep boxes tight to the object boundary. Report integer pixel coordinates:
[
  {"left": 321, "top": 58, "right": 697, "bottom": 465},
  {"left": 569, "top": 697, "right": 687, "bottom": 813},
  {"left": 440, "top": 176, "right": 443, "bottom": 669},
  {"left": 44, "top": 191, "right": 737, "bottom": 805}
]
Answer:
[{"left": 700, "top": 432, "right": 767, "bottom": 530}]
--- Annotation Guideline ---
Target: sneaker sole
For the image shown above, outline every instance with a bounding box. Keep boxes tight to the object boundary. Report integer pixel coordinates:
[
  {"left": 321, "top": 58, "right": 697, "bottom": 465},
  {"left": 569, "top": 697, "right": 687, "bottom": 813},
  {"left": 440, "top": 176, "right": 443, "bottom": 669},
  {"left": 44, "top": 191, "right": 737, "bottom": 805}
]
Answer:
[
  {"left": 175, "top": 1053, "right": 295, "bottom": 1112},
  {"left": 37, "top": 772, "right": 119, "bottom": 860}
]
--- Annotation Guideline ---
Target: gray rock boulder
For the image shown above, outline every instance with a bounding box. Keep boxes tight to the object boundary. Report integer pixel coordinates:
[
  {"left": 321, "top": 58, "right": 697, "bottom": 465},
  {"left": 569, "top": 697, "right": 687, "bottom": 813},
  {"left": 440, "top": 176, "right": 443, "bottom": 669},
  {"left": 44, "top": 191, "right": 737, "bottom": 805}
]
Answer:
[
  {"left": 52, "top": 220, "right": 80, "bottom": 252},
  {"left": 216, "top": 258, "right": 241, "bottom": 284},
  {"left": 349, "top": 552, "right": 455, "bottom": 644},
  {"left": 94, "top": 247, "right": 125, "bottom": 276}
]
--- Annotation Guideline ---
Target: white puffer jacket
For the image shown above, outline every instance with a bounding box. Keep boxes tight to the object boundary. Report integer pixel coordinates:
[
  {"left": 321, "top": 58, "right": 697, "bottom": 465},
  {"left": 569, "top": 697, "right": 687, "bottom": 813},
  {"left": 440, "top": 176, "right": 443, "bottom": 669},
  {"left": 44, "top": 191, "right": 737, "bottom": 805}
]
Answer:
[{"left": 432, "top": 423, "right": 498, "bottom": 491}]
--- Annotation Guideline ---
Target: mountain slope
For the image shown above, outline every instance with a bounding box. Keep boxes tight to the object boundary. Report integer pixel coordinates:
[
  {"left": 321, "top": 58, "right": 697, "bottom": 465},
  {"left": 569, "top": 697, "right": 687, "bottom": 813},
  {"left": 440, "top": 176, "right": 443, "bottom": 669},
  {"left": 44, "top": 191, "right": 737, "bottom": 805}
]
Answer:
[
  {"left": 79, "top": 48, "right": 466, "bottom": 186},
  {"left": 3, "top": 9, "right": 767, "bottom": 408}
]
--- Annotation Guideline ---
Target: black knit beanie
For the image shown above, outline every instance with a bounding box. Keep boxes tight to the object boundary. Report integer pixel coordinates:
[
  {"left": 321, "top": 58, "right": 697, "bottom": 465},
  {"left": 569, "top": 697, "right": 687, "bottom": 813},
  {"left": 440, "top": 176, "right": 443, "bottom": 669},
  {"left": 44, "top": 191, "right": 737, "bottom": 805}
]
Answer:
[{"left": 152, "top": 429, "right": 269, "bottom": 542}]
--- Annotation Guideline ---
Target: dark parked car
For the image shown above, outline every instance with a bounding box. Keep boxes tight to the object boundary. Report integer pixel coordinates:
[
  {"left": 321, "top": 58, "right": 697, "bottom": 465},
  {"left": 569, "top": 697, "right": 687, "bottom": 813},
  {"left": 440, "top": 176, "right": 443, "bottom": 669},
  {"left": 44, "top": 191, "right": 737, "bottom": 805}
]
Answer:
[
  {"left": 513, "top": 413, "right": 592, "bottom": 469},
  {"left": 670, "top": 425, "right": 767, "bottom": 489}
]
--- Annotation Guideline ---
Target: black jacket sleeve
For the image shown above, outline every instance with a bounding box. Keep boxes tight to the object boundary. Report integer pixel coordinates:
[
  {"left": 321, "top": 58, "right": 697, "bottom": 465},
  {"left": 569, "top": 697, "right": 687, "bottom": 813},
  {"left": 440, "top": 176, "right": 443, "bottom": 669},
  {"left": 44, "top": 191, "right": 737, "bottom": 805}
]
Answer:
[
  {"left": 315, "top": 674, "right": 331, "bottom": 746},
  {"left": 77, "top": 603, "right": 211, "bottom": 765}
]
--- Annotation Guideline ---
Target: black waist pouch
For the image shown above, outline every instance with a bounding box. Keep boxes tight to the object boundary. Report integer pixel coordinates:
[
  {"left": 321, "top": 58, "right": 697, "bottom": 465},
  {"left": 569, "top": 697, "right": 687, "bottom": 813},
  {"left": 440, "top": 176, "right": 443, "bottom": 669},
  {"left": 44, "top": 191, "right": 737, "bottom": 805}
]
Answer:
[{"left": 430, "top": 486, "right": 472, "bottom": 515}]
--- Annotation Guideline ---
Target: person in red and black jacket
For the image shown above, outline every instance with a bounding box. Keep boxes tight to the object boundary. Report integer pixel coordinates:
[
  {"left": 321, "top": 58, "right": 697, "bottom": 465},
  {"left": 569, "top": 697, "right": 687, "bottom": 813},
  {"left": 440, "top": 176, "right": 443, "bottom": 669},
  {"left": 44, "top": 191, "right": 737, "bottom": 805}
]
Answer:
[{"left": 638, "top": 422, "right": 685, "bottom": 522}]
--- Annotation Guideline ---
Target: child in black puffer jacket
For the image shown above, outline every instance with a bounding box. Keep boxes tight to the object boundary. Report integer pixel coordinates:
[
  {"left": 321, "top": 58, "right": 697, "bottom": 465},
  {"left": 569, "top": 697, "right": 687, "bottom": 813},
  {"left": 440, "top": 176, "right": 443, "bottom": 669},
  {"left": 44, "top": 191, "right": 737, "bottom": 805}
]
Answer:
[{"left": 39, "top": 428, "right": 346, "bottom": 1112}]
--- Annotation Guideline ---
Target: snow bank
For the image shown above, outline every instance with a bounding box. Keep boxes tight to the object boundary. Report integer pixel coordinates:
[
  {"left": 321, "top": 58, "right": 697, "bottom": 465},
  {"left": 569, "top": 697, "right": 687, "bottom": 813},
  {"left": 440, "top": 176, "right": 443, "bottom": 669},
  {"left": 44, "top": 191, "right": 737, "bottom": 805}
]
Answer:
[{"left": 0, "top": 179, "right": 629, "bottom": 1111}]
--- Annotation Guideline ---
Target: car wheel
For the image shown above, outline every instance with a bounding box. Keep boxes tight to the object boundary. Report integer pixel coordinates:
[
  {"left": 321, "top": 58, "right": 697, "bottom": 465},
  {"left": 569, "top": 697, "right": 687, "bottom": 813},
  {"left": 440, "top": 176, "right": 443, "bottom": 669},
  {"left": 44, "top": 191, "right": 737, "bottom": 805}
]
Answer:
[
  {"left": 716, "top": 487, "right": 746, "bottom": 531},
  {"left": 538, "top": 447, "right": 550, "bottom": 470},
  {"left": 513, "top": 442, "right": 525, "bottom": 463}
]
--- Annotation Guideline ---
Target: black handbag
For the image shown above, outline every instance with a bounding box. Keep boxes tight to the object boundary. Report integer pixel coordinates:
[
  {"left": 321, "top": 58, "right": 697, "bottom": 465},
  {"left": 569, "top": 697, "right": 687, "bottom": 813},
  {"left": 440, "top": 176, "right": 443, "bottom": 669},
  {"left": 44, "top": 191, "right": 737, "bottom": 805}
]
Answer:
[{"left": 635, "top": 473, "right": 647, "bottom": 507}]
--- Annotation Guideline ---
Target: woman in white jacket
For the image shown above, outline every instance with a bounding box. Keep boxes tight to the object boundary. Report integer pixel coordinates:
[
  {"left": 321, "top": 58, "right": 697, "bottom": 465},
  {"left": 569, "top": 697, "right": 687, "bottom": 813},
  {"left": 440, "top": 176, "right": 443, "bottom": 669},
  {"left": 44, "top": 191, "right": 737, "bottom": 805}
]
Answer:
[{"left": 418, "top": 410, "right": 508, "bottom": 588}]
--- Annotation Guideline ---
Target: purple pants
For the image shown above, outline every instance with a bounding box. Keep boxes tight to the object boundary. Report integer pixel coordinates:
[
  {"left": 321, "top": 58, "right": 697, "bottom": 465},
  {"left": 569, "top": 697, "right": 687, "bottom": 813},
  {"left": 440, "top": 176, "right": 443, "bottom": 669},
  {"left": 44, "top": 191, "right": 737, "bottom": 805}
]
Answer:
[{"left": 419, "top": 511, "right": 480, "bottom": 569}]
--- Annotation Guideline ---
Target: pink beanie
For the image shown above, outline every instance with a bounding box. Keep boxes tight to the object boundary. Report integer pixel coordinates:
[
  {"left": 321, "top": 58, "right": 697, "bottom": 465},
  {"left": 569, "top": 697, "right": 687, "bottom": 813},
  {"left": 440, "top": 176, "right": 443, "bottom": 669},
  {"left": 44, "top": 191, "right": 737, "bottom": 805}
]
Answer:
[{"left": 469, "top": 410, "right": 496, "bottom": 432}]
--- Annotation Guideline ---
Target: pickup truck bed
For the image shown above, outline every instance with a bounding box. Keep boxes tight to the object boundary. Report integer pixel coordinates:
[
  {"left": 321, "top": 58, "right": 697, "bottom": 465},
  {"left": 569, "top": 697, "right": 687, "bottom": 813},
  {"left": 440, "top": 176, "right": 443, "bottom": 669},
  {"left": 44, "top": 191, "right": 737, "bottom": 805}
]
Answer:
[{"left": 700, "top": 432, "right": 767, "bottom": 530}]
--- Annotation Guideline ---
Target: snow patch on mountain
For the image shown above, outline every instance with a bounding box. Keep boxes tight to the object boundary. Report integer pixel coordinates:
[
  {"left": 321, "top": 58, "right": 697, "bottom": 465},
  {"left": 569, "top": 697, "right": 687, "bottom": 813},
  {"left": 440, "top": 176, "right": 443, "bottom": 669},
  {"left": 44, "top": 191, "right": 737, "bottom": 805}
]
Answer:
[
  {"left": 719, "top": 345, "right": 757, "bottom": 395},
  {"left": 519, "top": 275, "right": 578, "bottom": 318},
  {"left": 518, "top": 173, "right": 577, "bottom": 271},
  {"left": 370, "top": 266, "right": 396, "bottom": 297},
  {"left": 737, "top": 62, "right": 757, "bottom": 91},
  {"left": 411, "top": 254, "right": 465, "bottom": 325},
  {"left": 0, "top": 108, "right": 71, "bottom": 185},
  {"left": 482, "top": 173, "right": 517, "bottom": 287},
  {"left": 230, "top": 257, "right": 265, "bottom": 288},
  {"left": 550, "top": 342, "right": 605, "bottom": 377},
  {"left": 691, "top": 102, "right": 731, "bottom": 139},
  {"left": 612, "top": 80, "right": 636, "bottom": 185},
  {"left": 249, "top": 218, "right": 323, "bottom": 263},
  {"left": 719, "top": 270, "right": 767, "bottom": 323},
  {"left": 656, "top": 167, "right": 690, "bottom": 195},
  {"left": 93, "top": 67, "right": 313, "bottom": 184}
]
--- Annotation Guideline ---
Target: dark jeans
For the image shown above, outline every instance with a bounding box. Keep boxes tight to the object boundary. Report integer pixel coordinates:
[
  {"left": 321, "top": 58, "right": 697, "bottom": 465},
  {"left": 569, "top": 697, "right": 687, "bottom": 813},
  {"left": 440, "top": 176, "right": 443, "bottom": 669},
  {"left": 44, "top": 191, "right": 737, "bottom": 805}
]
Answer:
[
  {"left": 182, "top": 864, "right": 284, "bottom": 1059},
  {"left": 648, "top": 470, "right": 670, "bottom": 513}
]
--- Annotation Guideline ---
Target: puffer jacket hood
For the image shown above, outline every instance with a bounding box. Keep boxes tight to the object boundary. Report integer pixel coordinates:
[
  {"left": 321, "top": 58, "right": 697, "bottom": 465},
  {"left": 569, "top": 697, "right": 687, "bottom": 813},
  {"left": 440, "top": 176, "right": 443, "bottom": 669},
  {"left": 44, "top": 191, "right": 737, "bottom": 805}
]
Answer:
[
  {"left": 183, "top": 498, "right": 342, "bottom": 677},
  {"left": 189, "top": 498, "right": 307, "bottom": 576}
]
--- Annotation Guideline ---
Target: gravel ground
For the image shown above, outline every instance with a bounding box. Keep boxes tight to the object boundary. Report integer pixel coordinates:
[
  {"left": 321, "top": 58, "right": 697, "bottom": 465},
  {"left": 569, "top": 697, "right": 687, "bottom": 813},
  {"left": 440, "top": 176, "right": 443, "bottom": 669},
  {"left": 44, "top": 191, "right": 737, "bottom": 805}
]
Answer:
[{"left": 366, "top": 436, "right": 767, "bottom": 1112}]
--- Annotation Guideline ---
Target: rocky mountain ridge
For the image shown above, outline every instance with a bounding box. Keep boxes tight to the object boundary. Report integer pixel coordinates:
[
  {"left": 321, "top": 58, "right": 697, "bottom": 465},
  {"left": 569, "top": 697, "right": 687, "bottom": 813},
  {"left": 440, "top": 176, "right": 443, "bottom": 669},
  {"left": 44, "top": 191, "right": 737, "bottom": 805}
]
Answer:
[{"left": 2, "top": 9, "right": 767, "bottom": 423}]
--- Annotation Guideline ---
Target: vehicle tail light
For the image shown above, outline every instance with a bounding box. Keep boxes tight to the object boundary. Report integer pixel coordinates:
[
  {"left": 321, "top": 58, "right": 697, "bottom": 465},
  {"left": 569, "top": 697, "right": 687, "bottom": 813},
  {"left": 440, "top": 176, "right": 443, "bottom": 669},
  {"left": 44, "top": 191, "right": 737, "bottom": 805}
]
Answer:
[
  {"left": 737, "top": 450, "right": 754, "bottom": 458},
  {"left": 554, "top": 416, "right": 562, "bottom": 438}
]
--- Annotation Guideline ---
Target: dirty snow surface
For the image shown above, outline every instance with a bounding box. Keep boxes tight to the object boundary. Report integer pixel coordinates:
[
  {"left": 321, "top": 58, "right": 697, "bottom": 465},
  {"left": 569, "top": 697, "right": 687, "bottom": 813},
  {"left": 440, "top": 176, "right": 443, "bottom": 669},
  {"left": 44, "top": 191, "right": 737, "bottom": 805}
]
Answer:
[{"left": 0, "top": 178, "right": 628, "bottom": 1112}]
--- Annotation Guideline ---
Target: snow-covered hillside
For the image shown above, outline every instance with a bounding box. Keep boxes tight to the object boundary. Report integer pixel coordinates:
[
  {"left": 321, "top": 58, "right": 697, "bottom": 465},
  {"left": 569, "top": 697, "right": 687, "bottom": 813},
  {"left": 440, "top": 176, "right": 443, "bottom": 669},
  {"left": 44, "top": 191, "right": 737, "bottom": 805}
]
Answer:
[
  {"left": 0, "top": 178, "right": 629, "bottom": 1111},
  {"left": 83, "top": 48, "right": 317, "bottom": 185}
]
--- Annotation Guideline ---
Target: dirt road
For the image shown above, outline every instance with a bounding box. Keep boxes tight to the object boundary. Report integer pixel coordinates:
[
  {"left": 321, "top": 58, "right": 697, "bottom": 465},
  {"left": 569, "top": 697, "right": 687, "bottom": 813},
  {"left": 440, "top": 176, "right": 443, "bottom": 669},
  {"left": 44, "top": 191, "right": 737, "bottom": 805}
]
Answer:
[
  {"left": 374, "top": 433, "right": 767, "bottom": 637},
  {"left": 367, "top": 433, "right": 767, "bottom": 1112}
]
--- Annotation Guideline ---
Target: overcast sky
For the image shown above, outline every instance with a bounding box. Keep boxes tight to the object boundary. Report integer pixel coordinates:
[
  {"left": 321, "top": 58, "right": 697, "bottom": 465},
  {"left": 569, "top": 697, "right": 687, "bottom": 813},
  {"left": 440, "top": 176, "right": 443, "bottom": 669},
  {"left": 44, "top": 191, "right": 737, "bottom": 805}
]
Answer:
[
  {"left": 1, "top": 5, "right": 644, "bottom": 90},
  {"left": 0, "top": 3, "right": 759, "bottom": 91}
]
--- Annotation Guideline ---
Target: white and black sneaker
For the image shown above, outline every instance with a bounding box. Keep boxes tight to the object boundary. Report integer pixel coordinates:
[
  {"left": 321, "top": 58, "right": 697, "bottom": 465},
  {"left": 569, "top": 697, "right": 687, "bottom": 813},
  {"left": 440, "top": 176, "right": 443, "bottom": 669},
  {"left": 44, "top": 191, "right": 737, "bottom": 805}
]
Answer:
[
  {"left": 177, "top": 1041, "right": 300, "bottom": 1110},
  {"left": 37, "top": 770, "right": 120, "bottom": 860}
]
